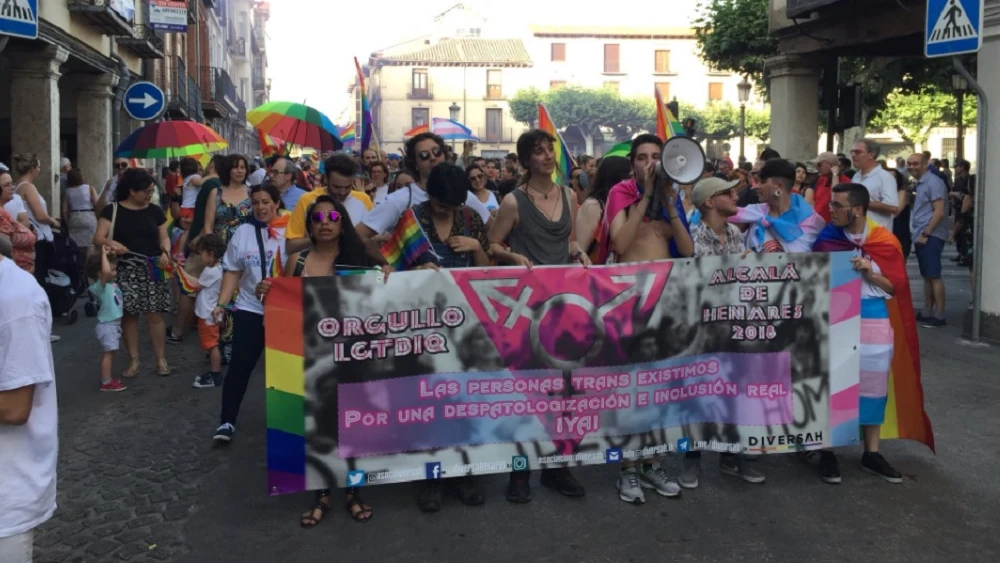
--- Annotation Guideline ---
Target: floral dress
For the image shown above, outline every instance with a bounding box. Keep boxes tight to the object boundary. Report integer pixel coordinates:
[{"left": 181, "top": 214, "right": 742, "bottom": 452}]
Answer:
[{"left": 213, "top": 188, "right": 251, "bottom": 362}]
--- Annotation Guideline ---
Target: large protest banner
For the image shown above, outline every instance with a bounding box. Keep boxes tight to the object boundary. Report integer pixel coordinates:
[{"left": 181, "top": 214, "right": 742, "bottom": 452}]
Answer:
[{"left": 264, "top": 252, "right": 862, "bottom": 495}]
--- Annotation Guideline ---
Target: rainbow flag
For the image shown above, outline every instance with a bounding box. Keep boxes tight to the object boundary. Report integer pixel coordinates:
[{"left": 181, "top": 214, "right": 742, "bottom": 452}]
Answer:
[
  {"left": 146, "top": 256, "right": 171, "bottom": 283},
  {"left": 538, "top": 104, "right": 576, "bottom": 185},
  {"left": 354, "top": 57, "right": 378, "bottom": 152},
  {"left": 339, "top": 124, "right": 356, "bottom": 146},
  {"left": 268, "top": 246, "right": 284, "bottom": 279},
  {"left": 814, "top": 219, "right": 934, "bottom": 451},
  {"left": 379, "top": 208, "right": 435, "bottom": 270},
  {"left": 175, "top": 264, "right": 200, "bottom": 295},
  {"left": 404, "top": 123, "right": 431, "bottom": 137},
  {"left": 655, "top": 87, "right": 685, "bottom": 141}
]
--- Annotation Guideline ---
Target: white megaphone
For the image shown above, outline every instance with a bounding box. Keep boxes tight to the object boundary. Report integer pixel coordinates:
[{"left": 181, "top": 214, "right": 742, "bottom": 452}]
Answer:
[{"left": 658, "top": 136, "right": 707, "bottom": 185}]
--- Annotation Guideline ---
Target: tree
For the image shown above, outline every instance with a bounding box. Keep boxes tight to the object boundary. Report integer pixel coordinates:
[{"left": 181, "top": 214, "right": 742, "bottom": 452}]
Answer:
[
  {"left": 693, "top": 0, "right": 776, "bottom": 84},
  {"left": 744, "top": 107, "right": 771, "bottom": 143},
  {"left": 508, "top": 86, "right": 659, "bottom": 142},
  {"left": 509, "top": 87, "right": 543, "bottom": 127},
  {"left": 868, "top": 87, "right": 956, "bottom": 148}
]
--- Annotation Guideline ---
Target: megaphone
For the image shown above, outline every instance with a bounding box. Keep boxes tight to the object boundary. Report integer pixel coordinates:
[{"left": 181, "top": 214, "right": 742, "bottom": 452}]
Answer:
[{"left": 658, "top": 136, "right": 707, "bottom": 185}]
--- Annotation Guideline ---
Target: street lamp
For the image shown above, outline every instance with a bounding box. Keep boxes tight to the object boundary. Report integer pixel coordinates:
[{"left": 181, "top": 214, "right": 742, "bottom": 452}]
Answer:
[
  {"left": 737, "top": 79, "right": 752, "bottom": 163},
  {"left": 449, "top": 102, "right": 461, "bottom": 150},
  {"left": 951, "top": 72, "right": 968, "bottom": 161}
]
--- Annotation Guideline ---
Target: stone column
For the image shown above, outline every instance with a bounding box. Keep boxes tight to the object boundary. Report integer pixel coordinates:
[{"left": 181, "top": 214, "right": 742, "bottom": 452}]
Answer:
[
  {"left": 9, "top": 45, "right": 69, "bottom": 211},
  {"left": 75, "top": 74, "right": 119, "bottom": 195},
  {"left": 766, "top": 54, "right": 819, "bottom": 163},
  {"left": 973, "top": 0, "right": 1000, "bottom": 341}
]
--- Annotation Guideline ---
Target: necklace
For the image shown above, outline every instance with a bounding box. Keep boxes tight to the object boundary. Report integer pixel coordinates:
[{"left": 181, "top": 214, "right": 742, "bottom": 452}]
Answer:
[{"left": 527, "top": 181, "right": 556, "bottom": 200}]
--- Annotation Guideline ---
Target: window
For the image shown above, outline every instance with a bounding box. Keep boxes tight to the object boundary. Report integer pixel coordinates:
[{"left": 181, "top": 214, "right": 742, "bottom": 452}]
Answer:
[
  {"left": 603, "top": 81, "right": 619, "bottom": 92},
  {"left": 708, "top": 82, "right": 723, "bottom": 102},
  {"left": 412, "top": 107, "right": 429, "bottom": 129},
  {"left": 655, "top": 82, "right": 671, "bottom": 101},
  {"left": 654, "top": 50, "right": 671, "bottom": 73},
  {"left": 550, "top": 80, "right": 566, "bottom": 89},
  {"left": 486, "top": 70, "right": 503, "bottom": 99},
  {"left": 941, "top": 138, "right": 958, "bottom": 160},
  {"left": 551, "top": 43, "right": 566, "bottom": 62},
  {"left": 485, "top": 108, "right": 503, "bottom": 142},
  {"left": 411, "top": 69, "right": 429, "bottom": 98},
  {"left": 604, "top": 44, "right": 620, "bottom": 73}
]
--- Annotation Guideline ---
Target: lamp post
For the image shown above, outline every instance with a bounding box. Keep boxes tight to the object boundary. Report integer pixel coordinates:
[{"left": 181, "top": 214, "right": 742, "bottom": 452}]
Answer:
[
  {"left": 737, "top": 79, "right": 752, "bottom": 163},
  {"left": 449, "top": 102, "right": 461, "bottom": 149},
  {"left": 951, "top": 72, "right": 968, "bottom": 161}
]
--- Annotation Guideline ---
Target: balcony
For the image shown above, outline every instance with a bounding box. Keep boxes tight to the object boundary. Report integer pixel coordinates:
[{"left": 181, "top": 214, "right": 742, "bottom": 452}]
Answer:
[
  {"left": 408, "top": 84, "right": 434, "bottom": 100},
  {"left": 231, "top": 37, "right": 247, "bottom": 59},
  {"left": 252, "top": 74, "right": 266, "bottom": 91},
  {"left": 478, "top": 127, "right": 515, "bottom": 144},
  {"left": 116, "top": 24, "right": 165, "bottom": 59},
  {"left": 167, "top": 57, "right": 189, "bottom": 119},
  {"left": 201, "top": 66, "right": 238, "bottom": 120},
  {"left": 68, "top": 0, "right": 134, "bottom": 36},
  {"left": 188, "top": 76, "right": 203, "bottom": 123}
]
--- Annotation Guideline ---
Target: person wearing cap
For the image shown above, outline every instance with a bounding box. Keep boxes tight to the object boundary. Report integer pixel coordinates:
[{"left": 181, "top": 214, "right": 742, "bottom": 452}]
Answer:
[
  {"left": 688, "top": 177, "right": 747, "bottom": 259},
  {"left": 810, "top": 151, "right": 851, "bottom": 223}
]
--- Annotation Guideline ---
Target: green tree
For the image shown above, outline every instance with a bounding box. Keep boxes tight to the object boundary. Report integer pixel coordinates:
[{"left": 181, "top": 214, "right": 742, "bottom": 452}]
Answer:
[
  {"left": 744, "top": 107, "right": 771, "bottom": 143},
  {"left": 508, "top": 86, "right": 660, "bottom": 141},
  {"left": 693, "top": 0, "right": 776, "bottom": 84},
  {"left": 509, "top": 87, "right": 543, "bottom": 127},
  {"left": 868, "top": 87, "right": 955, "bottom": 148}
]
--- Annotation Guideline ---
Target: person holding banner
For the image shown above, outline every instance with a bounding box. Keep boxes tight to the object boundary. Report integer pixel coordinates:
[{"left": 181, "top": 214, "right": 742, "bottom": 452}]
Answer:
[
  {"left": 488, "top": 129, "right": 589, "bottom": 503},
  {"left": 813, "top": 183, "right": 906, "bottom": 483},
  {"left": 284, "top": 194, "right": 376, "bottom": 526},
  {"left": 211, "top": 184, "right": 286, "bottom": 444}
]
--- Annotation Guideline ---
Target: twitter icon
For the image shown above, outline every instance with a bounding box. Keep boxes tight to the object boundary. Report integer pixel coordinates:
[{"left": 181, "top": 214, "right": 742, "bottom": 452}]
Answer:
[{"left": 346, "top": 470, "right": 367, "bottom": 487}]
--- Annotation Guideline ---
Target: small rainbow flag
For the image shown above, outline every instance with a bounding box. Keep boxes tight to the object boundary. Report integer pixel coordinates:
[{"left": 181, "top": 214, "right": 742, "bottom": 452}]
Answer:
[
  {"left": 538, "top": 104, "right": 576, "bottom": 185},
  {"left": 404, "top": 123, "right": 430, "bottom": 138},
  {"left": 146, "top": 256, "right": 172, "bottom": 283},
  {"left": 655, "top": 87, "right": 685, "bottom": 140},
  {"left": 175, "top": 264, "right": 200, "bottom": 295},
  {"left": 339, "top": 124, "right": 356, "bottom": 145},
  {"left": 379, "top": 208, "right": 435, "bottom": 270},
  {"left": 268, "top": 247, "right": 284, "bottom": 279}
]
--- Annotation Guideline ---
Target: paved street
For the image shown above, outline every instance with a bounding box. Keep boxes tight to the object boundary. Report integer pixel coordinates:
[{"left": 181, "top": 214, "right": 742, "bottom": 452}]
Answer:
[{"left": 34, "top": 249, "right": 999, "bottom": 563}]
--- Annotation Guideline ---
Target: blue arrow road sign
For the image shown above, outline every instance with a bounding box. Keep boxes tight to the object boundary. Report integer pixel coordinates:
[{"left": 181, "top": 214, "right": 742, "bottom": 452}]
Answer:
[
  {"left": 124, "top": 82, "right": 167, "bottom": 122},
  {"left": 0, "top": 0, "right": 38, "bottom": 40},
  {"left": 926, "top": 0, "right": 984, "bottom": 58}
]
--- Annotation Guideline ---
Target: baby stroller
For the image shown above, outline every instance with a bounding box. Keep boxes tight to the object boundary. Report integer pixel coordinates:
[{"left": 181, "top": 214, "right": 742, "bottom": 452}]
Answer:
[{"left": 44, "top": 232, "right": 82, "bottom": 325}]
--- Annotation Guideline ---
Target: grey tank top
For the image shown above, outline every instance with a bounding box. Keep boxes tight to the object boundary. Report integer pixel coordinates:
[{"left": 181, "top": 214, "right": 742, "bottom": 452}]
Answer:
[{"left": 508, "top": 187, "right": 572, "bottom": 266}]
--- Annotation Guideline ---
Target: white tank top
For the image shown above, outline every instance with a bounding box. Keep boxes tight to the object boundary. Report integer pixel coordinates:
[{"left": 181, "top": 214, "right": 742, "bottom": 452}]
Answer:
[
  {"left": 15, "top": 182, "right": 53, "bottom": 242},
  {"left": 65, "top": 184, "right": 93, "bottom": 212},
  {"left": 181, "top": 174, "right": 201, "bottom": 208}
]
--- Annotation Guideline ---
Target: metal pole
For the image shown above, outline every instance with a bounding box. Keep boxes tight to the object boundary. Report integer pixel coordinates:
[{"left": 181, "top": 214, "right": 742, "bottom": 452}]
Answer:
[
  {"left": 739, "top": 103, "right": 746, "bottom": 162},
  {"left": 953, "top": 57, "right": 987, "bottom": 341},
  {"left": 956, "top": 91, "right": 965, "bottom": 160}
]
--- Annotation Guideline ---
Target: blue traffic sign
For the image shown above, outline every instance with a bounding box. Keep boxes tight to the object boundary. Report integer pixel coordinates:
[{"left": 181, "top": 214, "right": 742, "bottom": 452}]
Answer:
[
  {"left": 124, "top": 82, "right": 166, "bottom": 122},
  {"left": 926, "top": 0, "right": 983, "bottom": 58},
  {"left": 0, "top": 0, "right": 38, "bottom": 40}
]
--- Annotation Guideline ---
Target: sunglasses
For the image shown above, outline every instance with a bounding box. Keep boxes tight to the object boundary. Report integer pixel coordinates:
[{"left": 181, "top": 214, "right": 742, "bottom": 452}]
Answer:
[
  {"left": 468, "top": 174, "right": 484, "bottom": 182},
  {"left": 114, "top": 162, "right": 129, "bottom": 169},
  {"left": 311, "top": 210, "right": 341, "bottom": 223},
  {"left": 418, "top": 147, "right": 443, "bottom": 161}
]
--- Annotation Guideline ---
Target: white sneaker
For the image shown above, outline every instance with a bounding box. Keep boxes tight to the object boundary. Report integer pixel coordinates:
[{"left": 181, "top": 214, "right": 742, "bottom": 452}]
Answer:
[
  {"left": 639, "top": 464, "right": 682, "bottom": 497},
  {"left": 678, "top": 457, "right": 701, "bottom": 489},
  {"left": 50, "top": 334, "right": 61, "bottom": 343},
  {"left": 616, "top": 468, "right": 645, "bottom": 504}
]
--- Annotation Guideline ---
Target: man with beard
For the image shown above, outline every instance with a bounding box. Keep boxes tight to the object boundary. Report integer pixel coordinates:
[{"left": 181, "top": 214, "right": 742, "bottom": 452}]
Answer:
[{"left": 285, "top": 154, "right": 373, "bottom": 253}]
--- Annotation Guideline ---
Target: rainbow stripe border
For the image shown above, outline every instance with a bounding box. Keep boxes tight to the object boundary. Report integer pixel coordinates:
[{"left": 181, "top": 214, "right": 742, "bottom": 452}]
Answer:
[
  {"left": 827, "top": 252, "right": 863, "bottom": 447},
  {"left": 264, "top": 278, "right": 307, "bottom": 495}
]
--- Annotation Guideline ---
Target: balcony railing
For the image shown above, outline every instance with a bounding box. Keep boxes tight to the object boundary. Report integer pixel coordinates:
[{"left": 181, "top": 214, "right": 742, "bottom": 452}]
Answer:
[
  {"left": 478, "top": 127, "right": 515, "bottom": 144},
  {"left": 408, "top": 83, "right": 434, "bottom": 100},
  {"left": 68, "top": 0, "right": 134, "bottom": 36},
  {"left": 116, "top": 24, "right": 165, "bottom": 59},
  {"left": 200, "top": 66, "right": 247, "bottom": 123},
  {"left": 231, "top": 37, "right": 247, "bottom": 58},
  {"left": 252, "top": 74, "right": 265, "bottom": 91},
  {"left": 168, "top": 57, "right": 188, "bottom": 116},
  {"left": 188, "top": 76, "right": 202, "bottom": 122}
]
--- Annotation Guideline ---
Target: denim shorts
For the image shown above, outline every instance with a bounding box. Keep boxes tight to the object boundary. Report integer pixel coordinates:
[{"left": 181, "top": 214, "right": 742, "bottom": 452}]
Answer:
[{"left": 914, "top": 235, "right": 945, "bottom": 279}]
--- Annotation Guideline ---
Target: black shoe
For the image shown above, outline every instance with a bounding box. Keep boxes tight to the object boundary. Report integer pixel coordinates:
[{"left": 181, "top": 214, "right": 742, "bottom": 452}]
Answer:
[
  {"left": 540, "top": 467, "right": 586, "bottom": 497},
  {"left": 819, "top": 451, "right": 841, "bottom": 484},
  {"left": 417, "top": 480, "right": 442, "bottom": 513},
  {"left": 444, "top": 476, "right": 485, "bottom": 506},
  {"left": 861, "top": 452, "right": 903, "bottom": 484},
  {"left": 915, "top": 312, "right": 928, "bottom": 322},
  {"left": 922, "top": 317, "right": 946, "bottom": 328},
  {"left": 213, "top": 423, "right": 235, "bottom": 443},
  {"left": 505, "top": 473, "right": 532, "bottom": 504},
  {"left": 166, "top": 326, "right": 183, "bottom": 344}
]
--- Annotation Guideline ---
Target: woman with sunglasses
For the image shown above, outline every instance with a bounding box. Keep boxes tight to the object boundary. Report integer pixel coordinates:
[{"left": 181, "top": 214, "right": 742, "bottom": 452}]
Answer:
[
  {"left": 211, "top": 184, "right": 285, "bottom": 444},
  {"left": 285, "top": 195, "right": 376, "bottom": 527},
  {"left": 99, "top": 158, "right": 131, "bottom": 213},
  {"left": 465, "top": 164, "right": 498, "bottom": 216}
]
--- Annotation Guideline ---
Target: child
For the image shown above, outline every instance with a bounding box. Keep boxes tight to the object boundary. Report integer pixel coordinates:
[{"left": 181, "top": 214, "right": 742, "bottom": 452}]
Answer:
[
  {"left": 86, "top": 246, "right": 127, "bottom": 392},
  {"left": 179, "top": 157, "right": 204, "bottom": 221},
  {"left": 168, "top": 214, "right": 192, "bottom": 309},
  {"left": 191, "top": 234, "right": 227, "bottom": 388}
]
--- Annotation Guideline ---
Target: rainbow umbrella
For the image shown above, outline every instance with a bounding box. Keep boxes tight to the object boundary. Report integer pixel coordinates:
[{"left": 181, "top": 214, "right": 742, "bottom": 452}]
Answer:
[
  {"left": 248, "top": 101, "right": 343, "bottom": 152},
  {"left": 115, "top": 121, "right": 228, "bottom": 159}
]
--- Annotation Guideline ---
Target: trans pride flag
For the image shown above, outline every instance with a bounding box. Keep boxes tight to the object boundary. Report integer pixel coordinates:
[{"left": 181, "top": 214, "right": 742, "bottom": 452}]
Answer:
[
  {"left": 538, "top": 104, "right": 576, "bottom": 185},
  {"left": 728, "top": 194, "right": 827, "bottom": 253},
  {"left": 814, "top": 219, "right": 934, "bottom": 450},
  {"left": 378, "top": 208, "right": 436, "bottom": 270}
]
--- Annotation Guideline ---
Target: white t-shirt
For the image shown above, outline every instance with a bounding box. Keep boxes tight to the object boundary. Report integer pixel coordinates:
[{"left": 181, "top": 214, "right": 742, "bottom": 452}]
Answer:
[
  {"left": 195, "top": 264, "right": 223, "bottom": 323},
  {"left": 3, "top": 193, "right": 26, "bottom": 218},
  {"left": 476, "top": 190, "right": 500, "bottom": 213},
  {"left": 0, "top": 257, "right": 58, "bottom": 539},
  {"left": 847, "top": 230, "right": 891, "bottom": 299},
  {"left": 15, "top": 183, "right": 53, "bottom": 242},
  {"left": 221, "top": 224, "right": 286, "bottom": 316},
  {"left": 361, "top": 183, "right": 490, "bottom": 235},
  {"left": 853, "top": 167, "right": 899, "bottom": 230},
  {"left": 248, "top": 167, "right": 268, "bottom": 187},
  {"left": 373, "top": 184, "right": 390, "bottom": 205},
  {"left": 181, "top": 174, "right": 203, "bottom": 209},
  {"left": 343, "top": 193, "right": 369, "bottom": 226}
]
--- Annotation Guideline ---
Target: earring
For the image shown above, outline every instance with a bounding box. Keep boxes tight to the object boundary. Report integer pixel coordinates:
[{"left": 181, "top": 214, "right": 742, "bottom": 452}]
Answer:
[{"left": 774, "top": 189, "right": 782, "bottom": 197}]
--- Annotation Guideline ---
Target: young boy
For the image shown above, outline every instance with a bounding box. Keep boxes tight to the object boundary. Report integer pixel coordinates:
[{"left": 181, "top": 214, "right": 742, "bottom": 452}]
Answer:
[
  {"left": 191, "top": 234, "right": 227, "bottom": 388},
  {"left": 86, "top": 246, "right": 126, "bottom": 392}
]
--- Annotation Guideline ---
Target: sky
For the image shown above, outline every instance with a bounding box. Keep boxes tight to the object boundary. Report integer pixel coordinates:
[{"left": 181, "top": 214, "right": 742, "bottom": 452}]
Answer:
[{"left": 267, "top": 0, "right": 701, "bottom": 124}]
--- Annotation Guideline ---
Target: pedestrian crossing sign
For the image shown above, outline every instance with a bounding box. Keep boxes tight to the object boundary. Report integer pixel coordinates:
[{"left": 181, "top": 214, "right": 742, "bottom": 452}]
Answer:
[
  {"left": 0, "top": 0, "right": 37, "bottom": 40},
  {"left": 926, "top": 0, "right": 983, "bottom": 58}
]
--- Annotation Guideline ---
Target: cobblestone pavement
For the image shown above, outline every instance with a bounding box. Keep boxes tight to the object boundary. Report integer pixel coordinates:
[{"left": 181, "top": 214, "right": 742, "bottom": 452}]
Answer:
[{"left": 34, "top": 250, "right": 1000, "bottom": 563}]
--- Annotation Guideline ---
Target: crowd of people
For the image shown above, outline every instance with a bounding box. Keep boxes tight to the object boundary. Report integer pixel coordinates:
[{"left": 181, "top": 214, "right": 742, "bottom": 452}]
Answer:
[{"left": 0, "top": 129, "right": 962, "bottom": 558}]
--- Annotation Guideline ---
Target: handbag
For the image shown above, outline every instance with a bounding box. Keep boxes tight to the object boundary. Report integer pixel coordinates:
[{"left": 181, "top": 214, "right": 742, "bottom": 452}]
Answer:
[{"left": 85, "top": 202, "right": 118, "bottom": 266}]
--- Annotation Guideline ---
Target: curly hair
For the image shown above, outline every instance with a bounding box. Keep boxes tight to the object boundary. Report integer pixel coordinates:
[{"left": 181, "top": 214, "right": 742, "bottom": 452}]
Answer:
[
  {"left": 193, "top": 233, "right": 227, "bottom": 259},
  {"left": 218, "top": 154, "right": 248, "bottom": 186},
  {"left": 115, "top": 168, "right": 154, "bottom": 202},
  {"left": 305, "top": 195, "right": 373, "bottom": 267}
]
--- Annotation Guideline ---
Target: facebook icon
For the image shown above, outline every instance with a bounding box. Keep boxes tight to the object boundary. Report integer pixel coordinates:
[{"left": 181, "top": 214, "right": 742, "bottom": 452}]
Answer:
[{"left": 425, "top": 462, "right": 442, "bottom": 480}]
